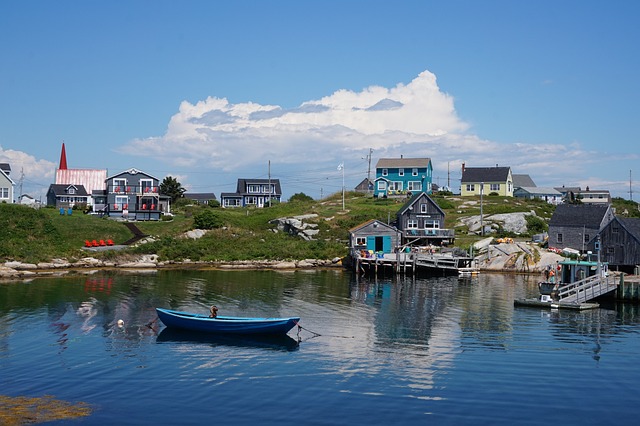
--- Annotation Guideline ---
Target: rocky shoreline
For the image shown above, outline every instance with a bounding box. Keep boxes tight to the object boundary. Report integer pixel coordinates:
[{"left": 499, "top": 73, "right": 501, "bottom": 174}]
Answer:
[
  {"left": 1, "top": 239, "right": 562, "bottom": 281},
  {"left": 0, "top": 255, "right": 345, "bottom": 280}
]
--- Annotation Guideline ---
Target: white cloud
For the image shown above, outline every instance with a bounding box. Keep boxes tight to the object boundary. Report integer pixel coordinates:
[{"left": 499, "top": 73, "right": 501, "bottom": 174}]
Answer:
[
  {"left": 0, "top": 146, "right": 55, "bottom": 198},
  {"left": 117, "top": 70, "right": 637, "bottom": 199},
  {"left": 119, "top": 71, "right": 469, "bottom": 170}
]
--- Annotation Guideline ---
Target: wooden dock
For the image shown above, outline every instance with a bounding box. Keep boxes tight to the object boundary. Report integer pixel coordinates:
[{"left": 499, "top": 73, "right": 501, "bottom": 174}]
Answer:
[
  {"left": 351, "top": 250, "right": 477, "bottom": 276},
  {"left": 617, "top": 274, "right": 640, "bottom": 301},
  {"left": 513, "top": 298, "right": 600, "bottom": 310}
]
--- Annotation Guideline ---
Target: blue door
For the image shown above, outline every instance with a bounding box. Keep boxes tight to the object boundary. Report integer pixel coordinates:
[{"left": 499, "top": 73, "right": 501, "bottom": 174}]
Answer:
[{"left": 367, "top": 236, "right": 392, "bottom": 253}]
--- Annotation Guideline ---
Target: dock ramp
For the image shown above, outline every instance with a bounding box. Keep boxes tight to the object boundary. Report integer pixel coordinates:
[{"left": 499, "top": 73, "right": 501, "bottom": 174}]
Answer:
[{"left": 557, "top": 274, "right": 618, "bottom": 303}]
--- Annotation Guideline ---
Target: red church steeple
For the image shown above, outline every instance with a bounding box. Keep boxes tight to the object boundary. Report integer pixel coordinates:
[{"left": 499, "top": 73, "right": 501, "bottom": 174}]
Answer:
[{"left": 59, "top": 142, "right": 68, "bottom": 170}]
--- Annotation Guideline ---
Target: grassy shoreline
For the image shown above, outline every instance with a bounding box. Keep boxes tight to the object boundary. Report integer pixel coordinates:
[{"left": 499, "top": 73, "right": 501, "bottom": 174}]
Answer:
[{"left": 2, "top": 192, "right": 636, "bottom": 267}]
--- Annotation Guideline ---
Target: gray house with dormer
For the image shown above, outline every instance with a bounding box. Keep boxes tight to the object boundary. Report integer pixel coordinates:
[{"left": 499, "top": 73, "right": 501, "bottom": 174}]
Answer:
[
  {"left": 396, "top": 191, "right": 454, "bottom": 246},
  {"left": 220, "top": 178, "right": 282, "bottom": 208},
  {"left": 98, "top": 168, "right": 169, "bottom": 220}
]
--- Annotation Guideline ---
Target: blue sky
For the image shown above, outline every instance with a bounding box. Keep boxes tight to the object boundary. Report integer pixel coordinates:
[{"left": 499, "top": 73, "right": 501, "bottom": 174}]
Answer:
[{"left": 1, "top": 1, "right": 639, "bottom": 201}]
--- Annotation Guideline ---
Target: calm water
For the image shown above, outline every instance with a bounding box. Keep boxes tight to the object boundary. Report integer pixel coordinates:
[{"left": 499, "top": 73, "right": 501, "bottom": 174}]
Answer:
[{"left": 1, "top": 269, "right": 640, "bottom": 425}]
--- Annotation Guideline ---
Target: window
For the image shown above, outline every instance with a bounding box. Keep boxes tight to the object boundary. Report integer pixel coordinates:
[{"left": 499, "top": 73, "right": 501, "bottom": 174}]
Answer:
[
  {"left": 115, "top": 195, "right": 128, "bottom": 210},
  {"left": 557, "top": 233, "right": 563, "bottom": 243},
  {"left": 113, "top": 178, "right": 126, "bottom": 192},
  {"left": 224, "top": 198, "right": 240, "bottom": 207},
  {"left": 68, "top": 187, "right": 76, "bottom": 195},
  {"left": 356, "top": 237, "right": 366, "bottom": 246},
  {"left": 247, "top": 185, "right": 260, "bottom": 193},
  {"left": 141, "top": 179, "right": 154, "bottom": 193},
  {"left": 1, "top": 188, "right": 9, "bottom": 198},
  {"left": 412, "top": 168, "right": 418, "bottom": 176},
  {"left": 407, "top": 219, "right": 418, "bottom": 229},
  {"left": 382, "top": 168, "right": 388, "bottom": 177},
  {"left": 262, "top": 184, "right": 274, "bottom": 194},
  {"left": 407, "top": 181, "right": 422, "bottom": 191},
  {"left": 245, "top": 196, "right": 257, "bottom": 205},
  {"left": 490, "top": 184, "right": 500, "bottom": 191},
  {"left": 399, "top": 168, "right": 404, "bottom": 177},
  {"left": 584, "top": 234, "right": 590, "bottom": 243},
  {"left": 378, "top": 181, "right": 387, "bottom": 190},
  {"left": 424, "top": 220, "right": 440, "bottom": 229},
  {"left": 466, "top": 184, "right": 475, "bottom": 192},
  {"left": 612, "top": 225, "right": 619, "bottom": 234},
  {"left": 390, "top": 181, "right": 403, "bottom": 191},
  {"left": 420, "top": 203, "right": 428, "bottom": 213}
]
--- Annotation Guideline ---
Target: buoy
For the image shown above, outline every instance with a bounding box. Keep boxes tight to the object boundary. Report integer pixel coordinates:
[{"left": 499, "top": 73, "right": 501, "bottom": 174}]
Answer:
[{"left": 117, "top": 319, "right": 124, "bottom": 327}]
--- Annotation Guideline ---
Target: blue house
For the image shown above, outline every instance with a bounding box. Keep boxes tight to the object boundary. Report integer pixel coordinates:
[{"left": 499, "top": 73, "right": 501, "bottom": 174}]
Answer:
[
  {"left": 349, "top": 219, "right": 401, "bottom": 254},
  {"left": 373, "top": 157, "right": 432, "bottom": 198}
]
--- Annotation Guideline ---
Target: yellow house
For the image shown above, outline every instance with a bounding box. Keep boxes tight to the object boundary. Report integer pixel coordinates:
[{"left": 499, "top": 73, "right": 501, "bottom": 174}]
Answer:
[{"left": 460, "top": 165, "right": 513, "bottom": 197}]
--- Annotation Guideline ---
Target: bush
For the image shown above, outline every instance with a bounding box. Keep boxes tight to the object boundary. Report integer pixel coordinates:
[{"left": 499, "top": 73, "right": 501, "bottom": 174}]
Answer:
[
  {"left": 193, "top": 209, "right": 223, "bottom": 230},
  {"left": 289, "top": 192, "right": 313, "bottom": 203},
  {"left": 525, "top": 214, "right": 548, "bottom": 235}
]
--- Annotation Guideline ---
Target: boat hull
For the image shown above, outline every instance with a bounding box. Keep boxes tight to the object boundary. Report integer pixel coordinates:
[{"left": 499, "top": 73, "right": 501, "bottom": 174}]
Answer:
[{"left": 156, "top": 308, "right": 299, "bottom": 335}]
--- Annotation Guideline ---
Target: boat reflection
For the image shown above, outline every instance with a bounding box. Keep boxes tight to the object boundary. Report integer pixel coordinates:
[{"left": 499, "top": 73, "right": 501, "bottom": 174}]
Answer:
[{"left": 156, "top": 327, "right": 300, "bottom": 352}]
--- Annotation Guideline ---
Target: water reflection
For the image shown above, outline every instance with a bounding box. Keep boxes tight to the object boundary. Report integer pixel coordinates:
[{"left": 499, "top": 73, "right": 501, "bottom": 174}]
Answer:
[
  {"left": 3, "top": 270, "right": 640, "bottom": 425},
  {"left": 157, "top": 327, "right": 300, "bottom": 352}
]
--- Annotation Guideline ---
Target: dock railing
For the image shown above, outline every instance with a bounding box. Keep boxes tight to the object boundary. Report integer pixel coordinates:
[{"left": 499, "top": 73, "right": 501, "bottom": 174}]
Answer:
[{"left": 558, "top": 273, "right": 618, "bottom": 303}]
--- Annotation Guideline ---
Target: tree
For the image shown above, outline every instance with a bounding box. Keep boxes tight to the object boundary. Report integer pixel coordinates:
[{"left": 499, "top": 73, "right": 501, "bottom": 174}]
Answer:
[
  {"left": 160, "top": 176, "right": 186, "bottom": 203},
  {"left": 289, "top": 192, "right": 313, "bottom": 203}
]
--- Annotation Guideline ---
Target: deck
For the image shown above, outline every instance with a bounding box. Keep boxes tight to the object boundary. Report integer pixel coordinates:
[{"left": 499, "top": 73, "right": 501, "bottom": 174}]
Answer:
[{"left": 352, "top": 250, "right": 477, "bottom": 276}]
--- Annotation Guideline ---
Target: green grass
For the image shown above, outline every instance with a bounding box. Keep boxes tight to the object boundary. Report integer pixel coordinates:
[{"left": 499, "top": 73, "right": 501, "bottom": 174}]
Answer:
[{"left": 2, "top": 194, "right": 636, "bottom": 264}]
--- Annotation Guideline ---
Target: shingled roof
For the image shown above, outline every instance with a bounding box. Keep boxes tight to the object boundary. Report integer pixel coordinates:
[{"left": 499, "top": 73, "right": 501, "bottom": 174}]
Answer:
[
  {"left": 549, "top": 204, "right": 611, "bottom": 228},
  {"left": 461, "top": 166, "right": 511, "bottom": 183},
  {"left": 375, "top": 158, "right": 431, "bottom": 169},
  {"left": 513, "top": 174, "right": 536, "bottom": 188},
  {"left": 47, "top": 184, "right": 89, "bottom": 196},
  {"left": 619, "top": 217, "right": 640, "bottom": 241}
]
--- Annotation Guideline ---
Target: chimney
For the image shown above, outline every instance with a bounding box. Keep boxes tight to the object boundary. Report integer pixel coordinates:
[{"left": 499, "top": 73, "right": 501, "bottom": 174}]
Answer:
[{"left": 462, "top": 162, "right": 465, "bottom": 173}]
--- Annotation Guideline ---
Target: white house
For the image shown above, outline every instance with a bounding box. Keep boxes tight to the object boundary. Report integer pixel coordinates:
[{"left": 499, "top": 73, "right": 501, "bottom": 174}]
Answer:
[{"left": 0, "top": 163, "right": 15, "bottom": 203}]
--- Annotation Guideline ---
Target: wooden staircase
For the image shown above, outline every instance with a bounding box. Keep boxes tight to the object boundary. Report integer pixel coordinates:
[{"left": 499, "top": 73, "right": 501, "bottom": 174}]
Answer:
[
  {"left": 122, "top": 222, "right": 148, "bottom": 245},
  {"left": 557, "top": 273, "right": 618, "bottom": 303}
]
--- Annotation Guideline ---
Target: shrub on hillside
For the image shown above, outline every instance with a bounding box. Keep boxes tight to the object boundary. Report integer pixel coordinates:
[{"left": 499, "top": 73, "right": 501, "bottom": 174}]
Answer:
[
  {"left": 525, "top": 214, "right": 547, "bottom": 235},
  {"left": 193, "top": 209, "right": 223, "bottom": 229},
  {"left": 289, "top": 192, "right": 313, "bottom": 203}
]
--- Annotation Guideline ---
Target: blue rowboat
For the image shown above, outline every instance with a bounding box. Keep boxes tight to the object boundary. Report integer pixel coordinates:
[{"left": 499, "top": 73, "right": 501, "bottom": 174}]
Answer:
[{"left": 156, "top": 308, "right": 300, "bottom": 335}]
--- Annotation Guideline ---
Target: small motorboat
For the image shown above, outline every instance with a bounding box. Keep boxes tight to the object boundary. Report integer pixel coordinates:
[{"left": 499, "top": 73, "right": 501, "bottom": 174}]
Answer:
[{"left": 156, "top": 308, "right": 300, "bottom": 335}]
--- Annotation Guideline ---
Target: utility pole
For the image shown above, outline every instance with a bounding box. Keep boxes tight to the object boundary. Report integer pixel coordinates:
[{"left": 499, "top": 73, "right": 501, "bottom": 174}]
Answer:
[
  {"left": 268, "top": 160, "right": 271, "bottom": 207},
  {"left": 366, "top": 148, "right": 373, "bottom": 182},
  {"left": 480, "top": 182, "right": 484, "bottom": 236},
  {"left": 18, "top": 167, "right": 24, "bottom": 200}
]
